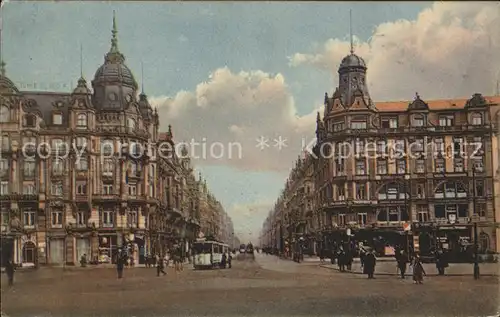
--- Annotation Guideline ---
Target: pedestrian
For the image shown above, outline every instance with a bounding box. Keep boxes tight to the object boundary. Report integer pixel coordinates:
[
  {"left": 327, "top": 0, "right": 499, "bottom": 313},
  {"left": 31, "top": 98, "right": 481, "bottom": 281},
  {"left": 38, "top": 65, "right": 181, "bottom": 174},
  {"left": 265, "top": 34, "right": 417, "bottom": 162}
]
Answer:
[
  {"left": 412, "top": 254, "right": 426, "bottom": 284},
  {"left": 227, "top": 251, "right": 232, "bottom": 268},
  {"left": 363, "top": 250, "right": 376, "bottom": 279},
  {"left": 396, "top": 250, "right": 408, "bottom": 279},
  {"left": 435, "top": 249, "right": 448, "bottom": 276},
  {"left": 116, "top": 250, "right": 125, "bottom": 279},
  {"left": 337, "top": 247, "right": 346, "bottom": 272},
  {"left": 157, "top": 254, "right": 167, "bottom": 276},
  {"left": 345, "top": 248, "right": 353, "bottom": 271},
  {"left": 221, "top": 252, "right": 227, "bottom": 269},
  {"left": 5, "top": 259, "right": 15, "bottom": 286},
  {"left": 319, "top": 248, "right": 325, "bottom": 264},
  {"left": 80, "top": 253, "right": 87, "bottom": 268}
]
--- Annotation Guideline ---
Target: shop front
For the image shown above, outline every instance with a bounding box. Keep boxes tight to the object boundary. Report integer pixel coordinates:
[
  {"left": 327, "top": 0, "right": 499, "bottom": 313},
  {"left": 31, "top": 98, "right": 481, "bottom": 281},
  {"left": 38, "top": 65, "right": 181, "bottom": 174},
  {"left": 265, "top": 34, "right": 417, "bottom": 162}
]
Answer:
[
  {"left": 49, "top": 238, "right": 65, "bottom": 265},
  {"left": 76, "top": 237, "right": 91, "bottom": 263},
  {"left": 98, "top": 235, "right": 117, "bottom": 264}
]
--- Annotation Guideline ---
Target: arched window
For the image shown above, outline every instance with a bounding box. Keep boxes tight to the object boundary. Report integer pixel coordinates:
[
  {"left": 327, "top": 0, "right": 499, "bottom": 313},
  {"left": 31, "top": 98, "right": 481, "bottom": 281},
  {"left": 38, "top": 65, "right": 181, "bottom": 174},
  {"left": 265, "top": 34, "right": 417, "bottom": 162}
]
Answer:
[
  {"left": 76, "top": 113, "right": 87, "bottom": 129},
  {"left": 377, "top": 182, "right": 408, "bottom": 200},
  {"left": 0, "top": 106, "right": 9, "bottom": 123},
  {"left": 471, "top": 113, "right": 483, "bottom": 126},
  {"left": 101, "top": 139, "right": 114, "bottom": 155},
  {"left": 434, "top": 181, "right": 467, "bottom": 199},
  {"left": 23, "top": 114, "right": 36, "bottom": 127}
]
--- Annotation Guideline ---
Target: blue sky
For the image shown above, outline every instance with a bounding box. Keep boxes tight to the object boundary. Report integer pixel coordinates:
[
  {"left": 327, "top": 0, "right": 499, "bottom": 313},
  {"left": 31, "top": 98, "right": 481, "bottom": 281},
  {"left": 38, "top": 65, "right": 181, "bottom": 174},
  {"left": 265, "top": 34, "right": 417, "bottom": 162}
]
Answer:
[{"left": 4, "top": 2, "right": 499, "bottom": 242}]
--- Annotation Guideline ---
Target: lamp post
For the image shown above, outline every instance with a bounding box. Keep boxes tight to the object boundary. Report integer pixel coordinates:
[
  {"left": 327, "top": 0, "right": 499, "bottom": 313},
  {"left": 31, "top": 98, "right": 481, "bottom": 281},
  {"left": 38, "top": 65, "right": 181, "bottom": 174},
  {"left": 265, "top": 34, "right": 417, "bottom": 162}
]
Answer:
[{"left": 471, "top": 165, "right": 480, "bottom": 280}]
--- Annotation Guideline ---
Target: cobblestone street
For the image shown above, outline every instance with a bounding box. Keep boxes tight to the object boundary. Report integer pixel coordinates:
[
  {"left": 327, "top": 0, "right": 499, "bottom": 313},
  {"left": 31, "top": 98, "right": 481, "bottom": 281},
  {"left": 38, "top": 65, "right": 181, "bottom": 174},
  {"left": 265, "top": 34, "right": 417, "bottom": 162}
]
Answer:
[{"left": 2, "top": 254, "right": 499, "bottom": 317}]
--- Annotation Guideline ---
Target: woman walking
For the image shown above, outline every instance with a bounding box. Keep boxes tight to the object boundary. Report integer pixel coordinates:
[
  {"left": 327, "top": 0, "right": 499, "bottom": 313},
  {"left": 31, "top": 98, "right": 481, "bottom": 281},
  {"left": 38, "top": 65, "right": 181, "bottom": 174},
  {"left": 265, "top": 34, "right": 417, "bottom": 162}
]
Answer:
[{"left": 412, "top": 255, "right": 426, "bottom": 284}]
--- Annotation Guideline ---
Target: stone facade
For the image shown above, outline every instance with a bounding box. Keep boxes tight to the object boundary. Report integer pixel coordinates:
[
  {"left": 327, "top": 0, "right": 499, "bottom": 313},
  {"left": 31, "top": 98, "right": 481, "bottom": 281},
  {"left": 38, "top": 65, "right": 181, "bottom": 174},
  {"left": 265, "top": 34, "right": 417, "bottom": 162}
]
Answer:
[
  {"left": 0, "top": 14, "right": 236, "bottom": 267},
  {"left": 261, "top": 49, "right": 500, "bottom": 257}
]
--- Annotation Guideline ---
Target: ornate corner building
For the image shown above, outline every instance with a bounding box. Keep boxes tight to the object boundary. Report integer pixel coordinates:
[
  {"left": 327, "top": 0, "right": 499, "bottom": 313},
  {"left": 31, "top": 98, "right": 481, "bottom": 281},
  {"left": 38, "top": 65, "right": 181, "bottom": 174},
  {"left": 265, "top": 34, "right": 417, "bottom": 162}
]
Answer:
[
  {"left": 0, "top": 14, "right": 237, "bottom": 267},
  {"left": 261, "top": 48, "right": 500, "bottom": 258}
]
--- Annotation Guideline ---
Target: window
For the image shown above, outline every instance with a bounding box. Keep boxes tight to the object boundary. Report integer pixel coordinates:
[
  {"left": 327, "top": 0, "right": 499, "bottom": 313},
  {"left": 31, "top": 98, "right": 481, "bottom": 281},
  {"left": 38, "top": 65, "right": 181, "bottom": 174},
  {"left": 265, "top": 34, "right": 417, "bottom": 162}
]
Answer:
[
  {"left": 101, "top": 140, "right": 113, "bottom": 155},
  {"left": 0, "top": 159, "right": 8, "bottom": 176},
  {"left": 416, "top": 184, "right": 425, "bottom": 198},
  {"left": 377, "top": 141, "right": 387, "bottom": 155},
  {"left": 336, "top": 184, "right": 345, "bottom": 200},
  {"left": 377, "top": 208, "right": 387, "bottom": 222},
  {"left": 103, "top": 159, "right": 113, "bottom": 175},
  {"left": 128, "top": 184, "right": 137, "bottom": 196},
  {"left": 475, "top": 180, "right": 484, "bottom": 197},
  {"left": 131, "top": 142, "right": 141, "bottom": 156},
  {"left": 415, "top": 159, "right": 425, "bottom": 173},
  {"left": 51, "top": 211, "right": 63, "bottom": 227},
  {"left": 454, "top": 158, "right": 464, "bottom": 172},
  {"left": 355, "top": 160, "right": 366, "bottom": 175},
  {"left": 0, "top": 181, "right": 9, "bottom": 195},
  {"left": 53, "top": 113, "right": 63, "bottom": 125},
  {"left": 129, "top": 162, "right": 138, "bottom": 177},
  {"left": 438, "top": 115, "right": 454, "bottom": 126},
  {"left": 453, "top": 138, "right": 464, "bottom": 157},
  {"left": 434, "top": 205, "right": 445, "bottom": 219},
  {"left": 76, "top": 211, "right": 86, "bottom": 227},
  {"left": 472, "top": 158, "right": 484, "bottom": 172},
  {"left": 76, "top": 157, "right": 88, "bottom": 171},
  {"left": 23, "top": 210, "right": 36, "bottom": 227},
  {"left": 354, "top": 139, "right": 364, "bottom": 157},
  {"left": 357, "top": 213, "right": 367, "bottom": 225},
  {"left": 101, "top": 210, "right": 114, "bottom": 227},
  {"left": 75, "top": 137, "right": 87, "bottom": 148},
  {"left": 0, "top": 106, "right": 9, "bottom": 122},
  {"left": 22, "top": 136, "right": 37, "bottom": 153},
  {"left": 1, "top": 135, "right": 9, "bottom": 151},
  {"left": 23, "top": 114, "right": 36, "bottom": 127},
  {"left": 417, "top": 205, "right": 429, "bottom": 222},
  {"left": 381, "top": 117, "right": 398, "bottom": 129},
  {"left": 412, "top": 115, "right": 424, "bottom": 127},
  {"left": 471, "top": 114, "right": 482, "bottom": 125},
  {"left": 23, "top": 159, "right": 36, "bottom": 178},
  {"left": 435, "top": 182, "right": 467, "bottom": 199},
  {"left": 434, "top": 158, "right": 445, "bottom": 173},
  {"left": 76, "top": 114, "right": 87, "bottom": 129},
  {"left": 388, "top": 207, "right": 399, "bottom": 222},
  {"left": 477, "top": 203, "right": 486, "bottom": 217},
  {"left": 128, "top": 209, "right": 138, "bottom": 227},
  {"left": 350, "top": 121, "right": 367, "bottom": 130},
  {"left": 336, "top": 158, "right": 345, "bottom": 176},
  {"left": 51, "top": 138, "right": 67, "bottom": 154},
  {"left": 378, "top": 183, "right": 406, "bottom": 200},
  {"left": 333, "top": 122, "right": 344, "bottom": 132},
  {"left": 410, "top": 139, "right": 424, "bottom": 154},
  {"left": 394, "top": 140, "right": 405, "bottom": 157},
  {"left": 1, "top": 209, "right": 9, "bottom": 226},
  {"left": 377, "top": 159, "right": 387, "bottom": 174},
  {"left": 103, "top": 184, "right": 113, "bottom": 195},
  {"left": 396, "top": 159, "right": 406, "bottom": 174},
  {"left": 51, "top": 182, "right": 63, "bottom": 196},
  {"left": 434, "top": 138, "right": 444, "bottom": 155},
  {"left": 52, "top": 158, "right": 64, "bottom": 175},
  {"left": 76, "top": 182, "right": 87, "bottom": 195},
  {"left": 338, "top": 214, "right": 346, "bottom": 225},
  {"left": 23, "top": 184, "right": 36, "bottom": 195},
  {"left": 127, "top": 118, "right": 136, "bottom": 130},
  {"left": 355, "top": 183, "right": 366, "bottom": 200}
]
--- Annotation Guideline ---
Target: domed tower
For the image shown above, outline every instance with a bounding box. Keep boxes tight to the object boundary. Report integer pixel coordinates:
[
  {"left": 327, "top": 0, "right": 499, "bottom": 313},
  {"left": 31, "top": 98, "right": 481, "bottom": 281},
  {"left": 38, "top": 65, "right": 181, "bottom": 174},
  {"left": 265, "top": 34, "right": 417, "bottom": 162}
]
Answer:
[
  {"left": 91, "top": 12, "right": 138, "bottom": 110},
  {"left": 336, "top": 11, "right": 374, "bottom": 109},
  {"left": 0, "top": 61, "right": 19, "bottom": 95}
]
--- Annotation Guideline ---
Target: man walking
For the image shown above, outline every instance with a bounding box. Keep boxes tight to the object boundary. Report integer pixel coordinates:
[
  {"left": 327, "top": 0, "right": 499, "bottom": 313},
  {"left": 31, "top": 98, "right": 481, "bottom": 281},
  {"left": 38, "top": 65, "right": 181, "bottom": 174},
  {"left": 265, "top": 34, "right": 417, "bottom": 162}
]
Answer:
[
  {"left": 5, "top": 259, "right": 15, "bottom": 286},
  {"left": 116, "top": 250, "right": 125, "bottom": 279},
  {"left": 363, "top": 250, "right": 376, "bottom": 279},
  {"left": 157, "top": 254, "right": 167, "bottom": 276},
  {"left": 396, "top": 250, "right": 408, "bottom": 279}
]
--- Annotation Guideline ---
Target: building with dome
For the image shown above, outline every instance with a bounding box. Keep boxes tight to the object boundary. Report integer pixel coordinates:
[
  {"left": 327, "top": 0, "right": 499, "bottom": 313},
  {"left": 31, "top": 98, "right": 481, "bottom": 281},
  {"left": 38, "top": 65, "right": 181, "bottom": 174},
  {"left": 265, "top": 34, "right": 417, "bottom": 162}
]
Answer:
[
  {"left": 261, "top": 44, "right": 500, "bottom": 259},
  {"left": 0, "top": 13, "right": 237, "bottom": 267}
]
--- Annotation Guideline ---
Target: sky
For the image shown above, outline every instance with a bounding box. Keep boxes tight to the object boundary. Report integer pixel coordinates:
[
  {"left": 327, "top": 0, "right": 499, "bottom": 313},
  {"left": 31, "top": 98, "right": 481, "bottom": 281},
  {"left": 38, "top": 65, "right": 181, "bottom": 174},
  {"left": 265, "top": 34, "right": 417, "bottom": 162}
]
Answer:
[{"left": 2, "top": 1, "right": 499, "bottom": 243}]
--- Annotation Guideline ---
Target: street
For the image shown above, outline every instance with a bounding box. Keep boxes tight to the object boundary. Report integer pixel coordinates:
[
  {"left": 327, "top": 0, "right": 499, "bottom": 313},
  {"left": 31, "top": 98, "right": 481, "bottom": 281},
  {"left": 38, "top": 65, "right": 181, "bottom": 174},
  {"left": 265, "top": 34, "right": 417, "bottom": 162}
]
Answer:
[{"left": 1, "top": 254, "right": 499, "bottom": 317}]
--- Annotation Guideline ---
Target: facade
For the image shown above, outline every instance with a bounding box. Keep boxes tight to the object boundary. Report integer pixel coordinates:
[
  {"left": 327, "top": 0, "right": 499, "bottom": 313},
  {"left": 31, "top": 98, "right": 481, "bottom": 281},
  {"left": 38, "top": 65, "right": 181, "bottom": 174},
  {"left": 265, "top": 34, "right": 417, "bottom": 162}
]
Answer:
[
  {"left": 0, "top": 14, "right": 237, "bottom": 267},
  {"left": 261, "top": 48, "right": 500, "bottom": 257}
]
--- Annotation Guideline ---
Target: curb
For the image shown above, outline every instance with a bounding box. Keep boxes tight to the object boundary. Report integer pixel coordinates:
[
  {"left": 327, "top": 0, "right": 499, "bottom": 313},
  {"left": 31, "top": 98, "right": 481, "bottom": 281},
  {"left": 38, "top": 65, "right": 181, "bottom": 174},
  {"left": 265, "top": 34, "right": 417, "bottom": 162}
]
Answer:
[{"left": 319, "top": 265, "right": 499, "bottom": 277}]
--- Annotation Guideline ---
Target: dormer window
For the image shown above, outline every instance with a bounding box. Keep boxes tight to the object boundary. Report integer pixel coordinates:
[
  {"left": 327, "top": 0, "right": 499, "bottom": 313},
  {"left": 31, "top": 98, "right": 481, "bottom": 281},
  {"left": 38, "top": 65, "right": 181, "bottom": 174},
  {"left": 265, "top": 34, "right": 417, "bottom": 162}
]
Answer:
[
  {"left": 53, "top": 113, "right": 63, "bottom": 125},
  {"left": 438, "top": 115, "right": 454, "bottom": 127},
  {"left": 381, "top": 117, "right": 398, "bottom": 129},
  {"left": 350, "top": 120, "right": 367, "bottom": 130},
  {"left": 412, "top": 115, "right": 424, "bottom": 127},
  {"left": 471, "top": 114, "right": 483, "bottom": 125},
  {"left": 23, "top": 114, "right": 36, "bottom": 128},
  {"left": 76, "top": 113, "right": 87, "bottom": 129}
]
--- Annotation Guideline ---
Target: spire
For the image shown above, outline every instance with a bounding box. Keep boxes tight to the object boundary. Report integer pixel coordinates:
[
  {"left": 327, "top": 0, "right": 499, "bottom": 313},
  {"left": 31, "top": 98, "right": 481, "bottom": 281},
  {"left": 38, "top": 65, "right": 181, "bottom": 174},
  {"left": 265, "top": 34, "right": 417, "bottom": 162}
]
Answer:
[
  {"left": 316, "top": 111, "right": 321, "bottom": 122},
  {"left": 168, "top": 124, "right": 173, "bottom": 137},
  {"left": 349, "top": 9, "right": 354, "bottom": 54},
  {"left": 105, "top": 11, "right": 124, "bottom": 64},
  {"left": 0, "top": 12, "right": 5, "bottom": 76},
  {"left": 79, "top": 43, "right": 83, "bottom": 78},
  {"left": 110, "top": 10, "right": 119, "bottom": 53}
]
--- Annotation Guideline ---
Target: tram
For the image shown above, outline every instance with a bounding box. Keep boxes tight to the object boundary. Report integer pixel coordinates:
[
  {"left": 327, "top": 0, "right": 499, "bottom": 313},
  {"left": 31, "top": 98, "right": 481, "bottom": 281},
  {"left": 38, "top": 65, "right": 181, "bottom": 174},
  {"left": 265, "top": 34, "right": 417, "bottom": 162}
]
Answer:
[{"left": 192, "top": 239, "right": 229, "bottom": 270}]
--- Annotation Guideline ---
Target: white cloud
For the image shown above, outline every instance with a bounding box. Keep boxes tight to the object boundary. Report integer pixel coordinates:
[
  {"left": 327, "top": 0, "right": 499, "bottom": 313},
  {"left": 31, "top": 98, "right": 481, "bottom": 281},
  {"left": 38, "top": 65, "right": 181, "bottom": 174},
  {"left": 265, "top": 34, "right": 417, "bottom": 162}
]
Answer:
[
  {"left": 151, "top": 67, "right": 317, "bottom": 173},
  {"left": 289, "top": 2, "right": 500, "bottom": 101}
]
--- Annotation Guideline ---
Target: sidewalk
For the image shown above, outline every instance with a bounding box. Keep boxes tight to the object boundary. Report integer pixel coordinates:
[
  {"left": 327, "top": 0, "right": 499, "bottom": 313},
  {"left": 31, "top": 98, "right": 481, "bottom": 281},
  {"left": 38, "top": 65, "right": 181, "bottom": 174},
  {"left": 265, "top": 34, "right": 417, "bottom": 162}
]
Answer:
[{"left": 320, "top": 261, "right": 499, "bottom": 277}]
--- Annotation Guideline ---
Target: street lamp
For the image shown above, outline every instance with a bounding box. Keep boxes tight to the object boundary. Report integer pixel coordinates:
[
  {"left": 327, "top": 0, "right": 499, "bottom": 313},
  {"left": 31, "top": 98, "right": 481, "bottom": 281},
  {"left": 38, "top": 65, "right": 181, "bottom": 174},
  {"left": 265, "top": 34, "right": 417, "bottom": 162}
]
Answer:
[{"left": 471, "top": 166, "right": 480, "bottom": 280}]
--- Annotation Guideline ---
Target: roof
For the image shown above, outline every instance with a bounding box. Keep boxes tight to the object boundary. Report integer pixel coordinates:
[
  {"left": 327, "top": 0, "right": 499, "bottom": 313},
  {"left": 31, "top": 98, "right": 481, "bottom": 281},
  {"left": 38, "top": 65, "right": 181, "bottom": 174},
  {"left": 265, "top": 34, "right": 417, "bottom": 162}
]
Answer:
[
  {"left": 376, "top": 95, "right": 500, "bottom": 112},
  {"left": 22, "top": 91, "right": 72, "bottom": 126}
]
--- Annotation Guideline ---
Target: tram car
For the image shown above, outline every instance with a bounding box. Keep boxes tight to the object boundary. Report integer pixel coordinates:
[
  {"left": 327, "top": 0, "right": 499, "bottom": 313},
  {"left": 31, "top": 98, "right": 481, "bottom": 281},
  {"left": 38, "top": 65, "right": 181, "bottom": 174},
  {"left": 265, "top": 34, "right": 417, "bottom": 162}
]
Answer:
[
  {"left": 192, "top": 240, "right": 229, "bottom": 270},
  {"left": 245, "top": 242, "right": 255, "bottom": 259}
]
